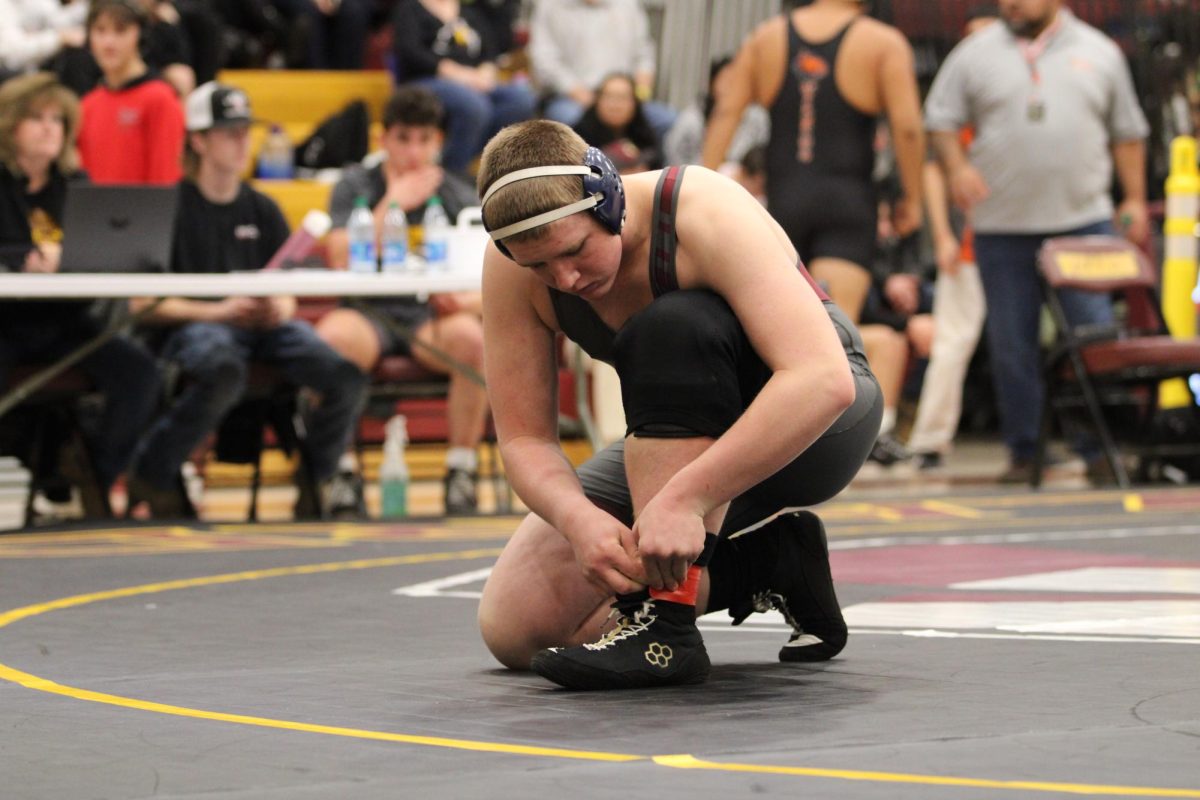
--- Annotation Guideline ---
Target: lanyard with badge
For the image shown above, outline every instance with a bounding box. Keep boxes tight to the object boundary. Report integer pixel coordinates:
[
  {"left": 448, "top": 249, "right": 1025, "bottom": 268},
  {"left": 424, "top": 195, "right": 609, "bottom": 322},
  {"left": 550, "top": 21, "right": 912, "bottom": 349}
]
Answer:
[{"left": 1017, "top": 13, "right": 1062, "bottom": 122}]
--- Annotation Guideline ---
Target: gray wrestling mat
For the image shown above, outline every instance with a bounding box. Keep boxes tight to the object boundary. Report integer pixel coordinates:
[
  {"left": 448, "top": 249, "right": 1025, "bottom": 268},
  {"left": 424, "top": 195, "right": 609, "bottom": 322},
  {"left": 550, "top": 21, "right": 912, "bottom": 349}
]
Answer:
[{"left": 1, "top": 487, "right": 1198, "bottom": 798}]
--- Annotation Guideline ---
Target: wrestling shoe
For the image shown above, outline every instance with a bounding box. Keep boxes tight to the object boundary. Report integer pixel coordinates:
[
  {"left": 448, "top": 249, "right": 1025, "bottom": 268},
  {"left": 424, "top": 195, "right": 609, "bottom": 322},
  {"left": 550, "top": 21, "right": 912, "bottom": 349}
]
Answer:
[
  {"left": 730, "top": 511, "right": 847, "bottom": 662},
  {"left": 530, "top": 597, "right": 710, "bottom": 690}
]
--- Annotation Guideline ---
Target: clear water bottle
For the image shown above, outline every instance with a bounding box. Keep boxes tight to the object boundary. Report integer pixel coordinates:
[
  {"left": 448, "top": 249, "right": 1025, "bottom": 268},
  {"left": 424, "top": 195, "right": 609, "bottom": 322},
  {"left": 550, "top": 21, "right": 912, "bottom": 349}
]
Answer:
[
  {"left": 347, "top": 196, "right": 377, "bottom": 274},
  {"left": 381, "top": 201, "right": 409, "bottom": 273},
  {"left": 256, "top": 124, "right": 294, "bottom": 179},
  {"left": 422, "top": 196, "right": 450, "bottom": 271},
  {"left": 380, "top": 415, "right": 409, "bottom": 518}
]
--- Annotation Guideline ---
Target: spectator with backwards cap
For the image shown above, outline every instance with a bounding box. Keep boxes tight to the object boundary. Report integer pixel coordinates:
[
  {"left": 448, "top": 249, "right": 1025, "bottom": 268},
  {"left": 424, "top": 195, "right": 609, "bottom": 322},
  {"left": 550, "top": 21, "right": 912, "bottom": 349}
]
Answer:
[{"left": 125, "top": 82, "right": 367, "bottom": 518}]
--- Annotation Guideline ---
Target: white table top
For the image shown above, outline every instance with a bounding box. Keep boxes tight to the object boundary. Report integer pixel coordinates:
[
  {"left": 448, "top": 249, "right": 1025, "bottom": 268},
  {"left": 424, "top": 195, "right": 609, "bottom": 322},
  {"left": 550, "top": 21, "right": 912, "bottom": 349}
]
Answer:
[{"left": 0, "top": 268, "right": 482, "bottom": 299}]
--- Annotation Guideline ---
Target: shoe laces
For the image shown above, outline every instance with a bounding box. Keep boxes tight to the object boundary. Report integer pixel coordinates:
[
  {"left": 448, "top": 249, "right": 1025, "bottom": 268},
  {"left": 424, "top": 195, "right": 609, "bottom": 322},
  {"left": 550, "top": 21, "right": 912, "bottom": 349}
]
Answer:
[
  {"left": 584, "top": 600, "right": 656, "bottom": 651},
  {"left": 731, "top": 591, "right": 802, "bottom": 633}
]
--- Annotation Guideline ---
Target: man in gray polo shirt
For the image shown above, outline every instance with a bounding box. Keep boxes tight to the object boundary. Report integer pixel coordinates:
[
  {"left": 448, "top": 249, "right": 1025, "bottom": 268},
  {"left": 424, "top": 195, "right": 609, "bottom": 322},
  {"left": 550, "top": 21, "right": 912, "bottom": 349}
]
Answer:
[{"left": 924, "top": 0, "right": 1149, "bottom": 484}]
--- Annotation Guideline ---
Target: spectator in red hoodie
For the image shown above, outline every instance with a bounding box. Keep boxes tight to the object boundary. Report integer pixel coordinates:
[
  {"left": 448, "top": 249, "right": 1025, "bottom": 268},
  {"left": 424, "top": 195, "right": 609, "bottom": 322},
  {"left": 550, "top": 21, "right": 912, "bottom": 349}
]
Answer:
[{"left": 76, "top": 0, "right": 184, "bottom": 184}]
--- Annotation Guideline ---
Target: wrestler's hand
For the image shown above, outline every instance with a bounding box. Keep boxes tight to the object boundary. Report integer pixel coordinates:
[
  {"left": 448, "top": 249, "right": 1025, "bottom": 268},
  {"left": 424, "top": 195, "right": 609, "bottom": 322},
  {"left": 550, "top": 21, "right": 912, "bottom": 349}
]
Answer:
[
  {"left": 631, "top": 497, "right": 706, "bottom": 592},
  {"left": 566, "top": 508, "right": 646, "bottom": 596}
]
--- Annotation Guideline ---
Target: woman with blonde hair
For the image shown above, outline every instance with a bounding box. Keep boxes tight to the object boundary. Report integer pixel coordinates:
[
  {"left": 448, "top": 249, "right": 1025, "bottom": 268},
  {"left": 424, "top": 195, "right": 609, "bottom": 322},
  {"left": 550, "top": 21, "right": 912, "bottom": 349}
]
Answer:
[{"left": 0, "top": 73, "right": 160, "bottom": 503}]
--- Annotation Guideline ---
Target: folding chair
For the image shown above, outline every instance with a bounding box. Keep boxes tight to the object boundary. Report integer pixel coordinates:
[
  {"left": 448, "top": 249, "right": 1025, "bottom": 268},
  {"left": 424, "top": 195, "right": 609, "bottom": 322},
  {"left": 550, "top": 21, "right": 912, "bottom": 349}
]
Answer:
[
  {"left": 1034, "top": 235, "right": 1200, "bottom": 488},
  {"left": 167, "top": 361, "right": 318, "bottom": 522}
]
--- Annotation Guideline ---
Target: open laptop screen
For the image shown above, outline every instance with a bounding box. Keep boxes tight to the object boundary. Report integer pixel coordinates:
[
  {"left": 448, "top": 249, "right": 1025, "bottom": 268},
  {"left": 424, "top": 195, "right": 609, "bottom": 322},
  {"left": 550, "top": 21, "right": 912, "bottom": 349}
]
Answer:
[{"left": 59, "top": 184, "right": 179, "bottom": 273}]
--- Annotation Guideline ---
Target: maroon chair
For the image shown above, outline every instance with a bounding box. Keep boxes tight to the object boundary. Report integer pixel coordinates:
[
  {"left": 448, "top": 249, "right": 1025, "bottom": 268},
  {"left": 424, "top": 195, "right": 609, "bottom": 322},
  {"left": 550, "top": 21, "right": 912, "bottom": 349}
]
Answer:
[
  {"left": 359, "top": 352, "right": 512, "bottom": 514},
  {"left": 1034, "top": 235, "right": 1200, "bottom": 488}
]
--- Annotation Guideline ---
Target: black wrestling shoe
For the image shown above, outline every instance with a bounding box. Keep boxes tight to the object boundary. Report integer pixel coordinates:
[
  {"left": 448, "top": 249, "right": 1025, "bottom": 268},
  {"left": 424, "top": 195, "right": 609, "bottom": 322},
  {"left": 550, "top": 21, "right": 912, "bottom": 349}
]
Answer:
[
  {"left": 530, "top": 597, "right": 710, "bottom": 690},
  {"left": 730, "top": 511, "right": 848, "bottom": 662}
]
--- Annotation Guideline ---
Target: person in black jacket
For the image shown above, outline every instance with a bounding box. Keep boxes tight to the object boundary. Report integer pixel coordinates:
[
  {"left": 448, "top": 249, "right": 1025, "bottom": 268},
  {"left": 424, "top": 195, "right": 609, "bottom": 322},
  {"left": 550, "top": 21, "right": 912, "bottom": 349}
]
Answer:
[
  {"left": 391, "top": 0, "right": 535, "bottom": 173},
  {"left": 0, "top": 73, "right": 160, "bottom": 502},
  {"left": 126, "top": 82, "right": 366, "bottom": 518},
  {"left": 572, "top": 73, "right": 662, "bottom": 173}
]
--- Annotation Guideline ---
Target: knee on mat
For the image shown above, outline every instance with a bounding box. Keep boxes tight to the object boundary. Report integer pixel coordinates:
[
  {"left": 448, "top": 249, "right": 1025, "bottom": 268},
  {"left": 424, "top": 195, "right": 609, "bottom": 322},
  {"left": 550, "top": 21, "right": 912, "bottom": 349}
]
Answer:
[{"left": 477, "top": 596, "right": 536, "bottom": 671}]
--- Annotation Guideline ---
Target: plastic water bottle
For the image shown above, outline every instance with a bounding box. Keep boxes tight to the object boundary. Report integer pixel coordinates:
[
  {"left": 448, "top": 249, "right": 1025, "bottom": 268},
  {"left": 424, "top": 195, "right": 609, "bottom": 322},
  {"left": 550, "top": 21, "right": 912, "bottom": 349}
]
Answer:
[
  {"left": 422, "top": 196, "right": 450, "bottom": 271},
  {"left": 380, "top": 415, "right": 409, "bottom": 518},
  {"left": 381, "top": 201, "right": 409, "bottom": 273},
  {"left": 347, "top": 196, "right": 377, "bottom": 274},
  {"left": 256, "top": 124, "right": 294, "bottom": 179}
]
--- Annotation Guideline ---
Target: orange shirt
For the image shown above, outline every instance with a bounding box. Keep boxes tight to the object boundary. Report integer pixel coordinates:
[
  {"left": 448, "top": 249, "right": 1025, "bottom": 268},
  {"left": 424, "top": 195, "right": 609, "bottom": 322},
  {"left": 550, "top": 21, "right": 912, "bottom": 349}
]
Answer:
[{"left": 958, "top": 126, "right": 975, "bottom": 264}]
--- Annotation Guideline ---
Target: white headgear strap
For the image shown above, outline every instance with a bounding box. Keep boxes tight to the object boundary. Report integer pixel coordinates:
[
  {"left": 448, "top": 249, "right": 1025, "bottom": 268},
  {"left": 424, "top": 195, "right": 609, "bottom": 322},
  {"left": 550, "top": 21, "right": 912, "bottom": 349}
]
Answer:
[{"left": 482, "top": 165, "right": 598, "bottom": 242}]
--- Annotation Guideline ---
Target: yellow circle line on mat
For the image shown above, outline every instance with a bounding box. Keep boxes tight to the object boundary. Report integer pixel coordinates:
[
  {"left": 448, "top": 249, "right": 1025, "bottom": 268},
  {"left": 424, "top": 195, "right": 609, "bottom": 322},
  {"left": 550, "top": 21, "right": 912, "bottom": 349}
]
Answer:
[{"left": 2, "top": 550, "right": 1199, "bottom": 797}]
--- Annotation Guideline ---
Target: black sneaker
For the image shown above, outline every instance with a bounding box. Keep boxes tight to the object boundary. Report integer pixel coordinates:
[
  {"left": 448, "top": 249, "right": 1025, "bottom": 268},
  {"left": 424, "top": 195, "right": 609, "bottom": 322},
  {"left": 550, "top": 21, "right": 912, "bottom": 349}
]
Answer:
[
  {"left": 443, "top": 467, "right": 478, "bottom": 515},
  {"left": 868, "top": 433, "right": 912, "bottom": 467},
  {"left": 1085, "top": 455, "right": 1119, "bottom": 487},
  {"left": 730, "top": 511, "right": 847, "bottom": 662},
  {"left": 914, "top": 451, "right": 943, "bottom": 471},
  {"left": 127, "top": 473, "right": 195, "bottom": 519},
  {"left": 326, "top": 469, "right": 366, "bottom": 518},
  {"left": 529, "top": 597, "right": 711, "bottom": 690}
]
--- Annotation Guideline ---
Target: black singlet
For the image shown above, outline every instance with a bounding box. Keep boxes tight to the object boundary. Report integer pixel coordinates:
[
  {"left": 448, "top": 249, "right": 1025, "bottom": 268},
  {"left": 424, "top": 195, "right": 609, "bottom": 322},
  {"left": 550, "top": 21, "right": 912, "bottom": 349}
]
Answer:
[
  {"left": 549, "top": 166, "right": 832, "bottom": 365},
  {"left": 766, "top": 16, "right": 875, "bottom": 184}
]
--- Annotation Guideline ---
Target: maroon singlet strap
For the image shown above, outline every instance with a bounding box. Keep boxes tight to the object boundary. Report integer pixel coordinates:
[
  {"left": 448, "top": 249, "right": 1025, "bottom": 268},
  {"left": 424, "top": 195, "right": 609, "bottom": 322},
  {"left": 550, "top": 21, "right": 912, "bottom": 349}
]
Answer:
[{"left": 649, "top": 166, "right": 684, "bottom": 297}]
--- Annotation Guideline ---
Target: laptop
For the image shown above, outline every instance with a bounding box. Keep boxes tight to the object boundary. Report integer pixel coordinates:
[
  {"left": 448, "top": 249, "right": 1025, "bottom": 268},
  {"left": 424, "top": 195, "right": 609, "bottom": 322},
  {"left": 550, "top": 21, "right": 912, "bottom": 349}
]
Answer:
[{"left": 59, "top": 184, "right": 179, "bottom": 273}]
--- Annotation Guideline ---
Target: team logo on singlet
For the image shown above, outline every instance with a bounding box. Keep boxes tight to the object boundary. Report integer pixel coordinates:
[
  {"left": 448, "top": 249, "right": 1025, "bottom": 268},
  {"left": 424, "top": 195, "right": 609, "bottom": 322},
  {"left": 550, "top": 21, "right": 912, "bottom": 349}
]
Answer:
[{"left": 792, "top": 50, "right": 829, "bottom": 164}]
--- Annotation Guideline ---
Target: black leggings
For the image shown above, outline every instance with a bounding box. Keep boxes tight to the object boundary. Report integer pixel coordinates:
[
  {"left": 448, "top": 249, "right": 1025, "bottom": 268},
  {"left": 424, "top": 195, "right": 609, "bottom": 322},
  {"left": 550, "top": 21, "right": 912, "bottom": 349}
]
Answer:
[{"left": 576, "top": 290, "right": 882, "bottom": 535}]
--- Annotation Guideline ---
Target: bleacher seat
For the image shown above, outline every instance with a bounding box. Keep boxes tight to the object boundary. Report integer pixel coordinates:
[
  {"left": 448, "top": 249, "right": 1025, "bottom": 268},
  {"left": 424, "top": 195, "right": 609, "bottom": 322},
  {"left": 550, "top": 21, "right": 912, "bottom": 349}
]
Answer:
[
  {"left": 217, "top": 70, "right": 394, "bottom": 174},
  {"left": 252, "top": 179, "right": 334, "bottom": 232}
]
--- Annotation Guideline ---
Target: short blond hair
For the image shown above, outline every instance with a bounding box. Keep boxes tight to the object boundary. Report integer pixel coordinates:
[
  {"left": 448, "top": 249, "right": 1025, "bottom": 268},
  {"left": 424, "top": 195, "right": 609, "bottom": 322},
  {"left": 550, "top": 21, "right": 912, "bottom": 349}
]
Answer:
[
  {"left": 477, "top": 120, "right": 589, "bottom": 246},
  {"left": 0, "top": 74, "right": 80, "bottom": 176}
]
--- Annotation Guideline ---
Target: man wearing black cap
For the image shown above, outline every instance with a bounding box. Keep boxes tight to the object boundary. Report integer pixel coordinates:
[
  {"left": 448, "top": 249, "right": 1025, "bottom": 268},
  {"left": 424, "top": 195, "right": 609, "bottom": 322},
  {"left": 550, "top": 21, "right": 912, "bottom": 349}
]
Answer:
[{"left": 127, "top": 82, "right": 367, "bottom": 519}]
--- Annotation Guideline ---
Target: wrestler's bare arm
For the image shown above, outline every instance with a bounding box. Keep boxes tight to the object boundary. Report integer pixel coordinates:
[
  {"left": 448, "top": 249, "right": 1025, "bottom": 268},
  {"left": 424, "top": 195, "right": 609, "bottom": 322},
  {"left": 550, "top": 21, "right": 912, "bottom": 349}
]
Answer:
[
  {"left": 662, "top": 168, "right": 857, "bottom": 518},
  {"left": 481, "top": 244, "right": 645, "bottom": 594}
]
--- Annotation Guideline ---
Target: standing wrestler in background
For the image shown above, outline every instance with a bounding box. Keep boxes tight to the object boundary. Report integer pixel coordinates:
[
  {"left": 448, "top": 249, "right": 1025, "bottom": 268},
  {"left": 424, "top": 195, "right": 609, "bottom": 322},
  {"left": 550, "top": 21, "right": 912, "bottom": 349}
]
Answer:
[
  {"left": 475, "top": 121, "right": 882, "bottom": 689},
  {"left": 702, "top": 0, "right": 924, "bottom": 325}
]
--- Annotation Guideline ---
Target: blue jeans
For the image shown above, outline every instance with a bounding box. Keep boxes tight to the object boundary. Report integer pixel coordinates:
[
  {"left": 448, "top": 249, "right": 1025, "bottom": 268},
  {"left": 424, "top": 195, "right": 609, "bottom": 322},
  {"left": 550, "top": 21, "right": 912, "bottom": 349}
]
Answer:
[
  {"left": 271, "top": 0, "right": 371, "bottom": 69},
  {"left": 543, "top": 95, "right": 678, "bottom": 144},
  {"left": 0, "top": 325, "right": 160, "bottom": 489},
  {"left": 974, "top": 219, "right": 1117, "bottom": 463},
  {"left": 132, "top": 321, "right": 367, "bottom": 487},
  {"left": 412, "top": 77, "right": 537, "bottom": 172}
]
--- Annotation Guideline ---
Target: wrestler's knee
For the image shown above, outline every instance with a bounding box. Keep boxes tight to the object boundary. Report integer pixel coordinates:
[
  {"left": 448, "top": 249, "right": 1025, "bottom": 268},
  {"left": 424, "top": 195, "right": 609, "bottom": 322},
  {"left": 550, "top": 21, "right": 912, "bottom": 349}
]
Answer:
[
  {"left": 477, "top": 512, "right": 584, "bottom": 670},
  {"left": 478, "top": 575, "right": 536, "bottom": 670},
  {"left": 614, "top": 290, "right": 752, "bottom": 439}
]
